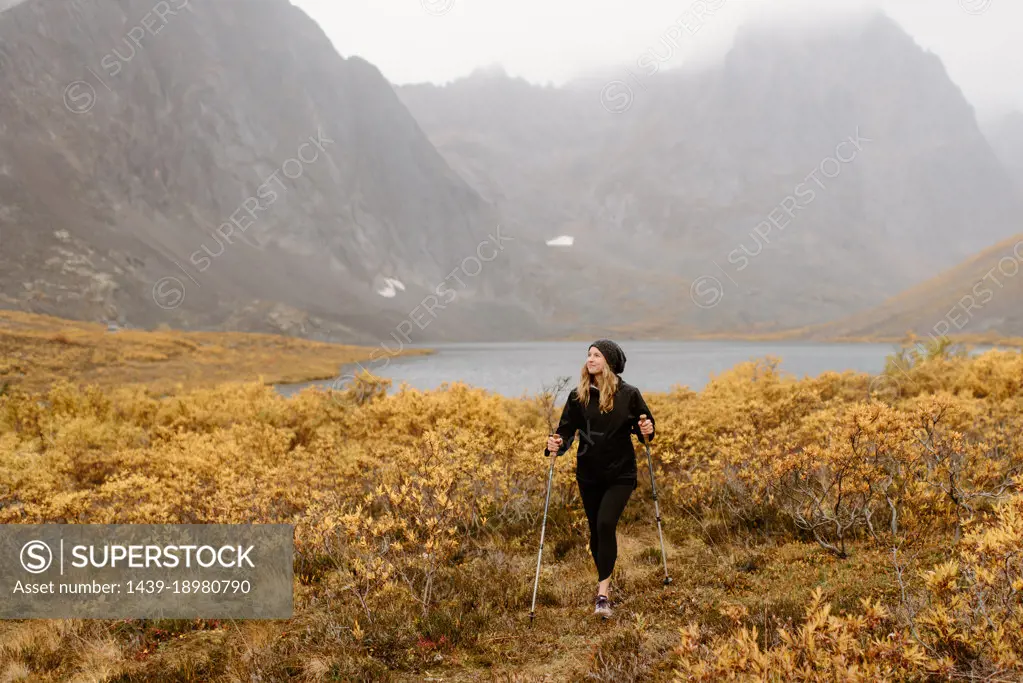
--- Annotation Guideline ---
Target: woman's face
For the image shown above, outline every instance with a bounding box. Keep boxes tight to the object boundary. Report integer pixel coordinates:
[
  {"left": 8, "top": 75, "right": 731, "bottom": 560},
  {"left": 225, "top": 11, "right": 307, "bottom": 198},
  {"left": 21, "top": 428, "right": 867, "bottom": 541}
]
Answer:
[{"left": 587, "top": 347, "right": 607, "bottom": 375}]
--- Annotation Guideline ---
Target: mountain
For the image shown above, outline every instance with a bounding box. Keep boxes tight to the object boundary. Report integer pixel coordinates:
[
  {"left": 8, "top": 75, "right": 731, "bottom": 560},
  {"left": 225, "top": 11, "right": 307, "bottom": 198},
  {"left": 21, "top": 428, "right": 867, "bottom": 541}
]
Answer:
[
  {"left": 0, "top": 0, "right": 550, "bottom": 343},
  {"left": 3, "top": 3, "right": 1020, "bottom": 344},
  {"left": 397, "top": 11, "right": 1023, "bottom": 335},
  {"left": 984, "top": 110, "right": 1023, "bottom": 192},
  {"left": 808, "top": 232, "right": 1023, "bottom": 341}
]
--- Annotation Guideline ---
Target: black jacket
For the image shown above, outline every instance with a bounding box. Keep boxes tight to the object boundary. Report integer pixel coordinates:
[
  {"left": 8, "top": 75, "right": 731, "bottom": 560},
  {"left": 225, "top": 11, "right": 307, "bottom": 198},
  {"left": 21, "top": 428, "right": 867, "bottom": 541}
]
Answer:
[{"left": 543, "top": 378, "right": 656, "bottom": 487}]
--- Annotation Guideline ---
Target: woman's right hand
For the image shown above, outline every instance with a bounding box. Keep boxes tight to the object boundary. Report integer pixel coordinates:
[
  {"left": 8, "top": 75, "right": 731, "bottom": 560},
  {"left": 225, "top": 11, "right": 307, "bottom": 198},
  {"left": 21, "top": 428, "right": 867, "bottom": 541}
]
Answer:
[{"left": 546, "top": 434, "right": 563, "bottom": 455}]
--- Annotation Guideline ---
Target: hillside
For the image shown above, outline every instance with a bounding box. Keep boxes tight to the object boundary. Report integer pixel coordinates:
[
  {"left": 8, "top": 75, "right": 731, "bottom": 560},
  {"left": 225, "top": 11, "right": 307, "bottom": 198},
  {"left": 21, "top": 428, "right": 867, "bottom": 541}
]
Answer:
[
  {"left": 3, "top": 2, "right": 1021, "bottom": 342},
  {"left": 808, "top": 232, "right": 1023, "bottom": 341},
  {"left": 398, "top": 11, "right": 1023, "bottom": 334},
  {"left": 984, "top": 110, "right": 1023, "bottom": 192},
  {"left": 0, "top": 0, "right": 553, "bottom": 343},
  {"left": 0, "top": 309, "right": 430, "bottom": 394}
]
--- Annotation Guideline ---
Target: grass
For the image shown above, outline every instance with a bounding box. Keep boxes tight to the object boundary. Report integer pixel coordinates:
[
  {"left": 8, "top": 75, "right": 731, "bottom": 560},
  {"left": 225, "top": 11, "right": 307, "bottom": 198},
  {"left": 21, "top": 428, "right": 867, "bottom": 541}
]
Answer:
[
  {"left": 0, "top": 489, "right": 938, "bottom": 681},
  {"left": 0, "top": 310, "right": 431, "bottom": 395},
  {"left": 1, "top": 317, "right": 1020, "bottom": 680}
]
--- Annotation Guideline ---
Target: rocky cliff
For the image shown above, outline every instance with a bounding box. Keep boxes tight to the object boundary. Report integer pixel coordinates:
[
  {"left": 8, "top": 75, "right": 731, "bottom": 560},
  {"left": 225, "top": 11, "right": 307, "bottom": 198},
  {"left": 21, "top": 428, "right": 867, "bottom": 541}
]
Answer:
[
  {"left": 398, "top": 12, "right": 1023, "bottom": 335},
  {"left": 985, "top": 110, "right": 1023, "bottom": 193},
  {"left": 0, "top": 0, "right": 548, "bottom": 343},
  {"left": 4, "top": 3, "right": 1020, "bottom": 343}
]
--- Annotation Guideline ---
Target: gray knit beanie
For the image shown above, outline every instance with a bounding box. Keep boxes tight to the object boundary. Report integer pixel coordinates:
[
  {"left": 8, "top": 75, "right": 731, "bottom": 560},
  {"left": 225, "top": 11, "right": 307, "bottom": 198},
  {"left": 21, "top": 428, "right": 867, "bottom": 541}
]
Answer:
[{"left": 589, "top": 339, "right": 626, "bottom": 375}]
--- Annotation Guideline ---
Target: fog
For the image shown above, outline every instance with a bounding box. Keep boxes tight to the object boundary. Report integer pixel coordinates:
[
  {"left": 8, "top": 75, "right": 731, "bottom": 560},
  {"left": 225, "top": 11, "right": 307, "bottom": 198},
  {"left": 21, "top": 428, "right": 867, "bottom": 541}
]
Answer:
[{"left": 292, "top": 0, "right": 1021, "bottom": 116}]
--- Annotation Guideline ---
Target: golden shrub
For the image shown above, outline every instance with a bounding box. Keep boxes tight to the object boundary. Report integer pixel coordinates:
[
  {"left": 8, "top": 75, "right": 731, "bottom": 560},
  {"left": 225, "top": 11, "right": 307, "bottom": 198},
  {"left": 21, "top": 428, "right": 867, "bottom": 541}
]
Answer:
[
  {"left": 2, "top": 341, "right": 1022, "bottom": 679},
  {"left": 674, "top": 494, "right": 1023, "bottom": 681}
]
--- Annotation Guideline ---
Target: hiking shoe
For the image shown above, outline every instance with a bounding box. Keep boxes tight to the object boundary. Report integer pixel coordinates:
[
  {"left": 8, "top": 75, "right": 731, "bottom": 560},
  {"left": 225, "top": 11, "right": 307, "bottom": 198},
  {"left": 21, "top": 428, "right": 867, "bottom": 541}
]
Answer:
[{"left": 594, "top": 595, "right": 612, "bottom": 618}]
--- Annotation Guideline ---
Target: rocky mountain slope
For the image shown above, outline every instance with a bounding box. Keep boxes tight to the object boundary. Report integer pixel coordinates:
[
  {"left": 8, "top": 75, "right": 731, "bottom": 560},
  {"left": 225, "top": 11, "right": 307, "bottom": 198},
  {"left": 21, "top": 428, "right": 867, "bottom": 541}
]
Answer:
[
  {"left": 0, "top": 0, "right": 554, "bottom": 343},
  {"left": 984, "top": 111, "right": 1023, "bottom": 192},
  {"left": 3, "top": 3, "right": 1020, "bottom": 343},
  {"left": 398, "top": 12, "right": 1023, "bottom": 335},
  {"left": 807, "top": 231, "right": 1023, "bottom": 341}
]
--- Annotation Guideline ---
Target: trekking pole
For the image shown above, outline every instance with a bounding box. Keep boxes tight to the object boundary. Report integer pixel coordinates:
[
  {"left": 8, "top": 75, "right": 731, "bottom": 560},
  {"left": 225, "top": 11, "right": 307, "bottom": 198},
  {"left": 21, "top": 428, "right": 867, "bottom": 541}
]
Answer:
[
  {"left": 639, "top": 415, "right": 671, "bottom": 586},
  {"left": 529, "top": 437, "right": 559, "bottom": 625}
]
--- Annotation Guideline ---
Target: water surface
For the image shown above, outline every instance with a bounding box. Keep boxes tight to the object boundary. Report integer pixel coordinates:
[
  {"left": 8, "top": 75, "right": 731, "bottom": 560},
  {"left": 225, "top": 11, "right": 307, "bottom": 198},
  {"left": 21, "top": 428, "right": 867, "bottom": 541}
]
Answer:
[{"left": 275, "top": 340, "right": 921, "bottom": 398}]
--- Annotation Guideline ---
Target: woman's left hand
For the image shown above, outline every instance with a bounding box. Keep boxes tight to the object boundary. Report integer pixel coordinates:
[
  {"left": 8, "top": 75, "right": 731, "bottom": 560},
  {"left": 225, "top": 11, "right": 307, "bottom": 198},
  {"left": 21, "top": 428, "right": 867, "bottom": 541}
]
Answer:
[{"left": 638, "top": 414, "right": 653, "bottom": 437}]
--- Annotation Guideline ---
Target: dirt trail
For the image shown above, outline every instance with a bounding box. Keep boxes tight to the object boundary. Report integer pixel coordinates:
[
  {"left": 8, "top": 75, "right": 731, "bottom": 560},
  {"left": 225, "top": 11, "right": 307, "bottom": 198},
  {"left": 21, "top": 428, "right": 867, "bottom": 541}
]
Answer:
[{"left": 399, "top": 524, "right": 691, "bottom": 682}]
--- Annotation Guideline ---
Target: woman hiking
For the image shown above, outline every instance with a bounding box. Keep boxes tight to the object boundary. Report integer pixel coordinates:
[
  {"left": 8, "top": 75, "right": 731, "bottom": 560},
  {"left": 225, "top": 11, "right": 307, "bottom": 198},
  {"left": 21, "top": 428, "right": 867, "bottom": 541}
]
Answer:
[{"left": 544, "top": 339, "right": 655, "bottom": 618}]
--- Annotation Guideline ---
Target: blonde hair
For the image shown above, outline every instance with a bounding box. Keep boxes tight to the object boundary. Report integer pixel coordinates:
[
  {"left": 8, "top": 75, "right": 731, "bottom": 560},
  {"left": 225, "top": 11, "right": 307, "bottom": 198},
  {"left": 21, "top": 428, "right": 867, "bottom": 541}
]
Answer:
[{"left": 577, "top": 361, "right": 618, "bottom": 413}]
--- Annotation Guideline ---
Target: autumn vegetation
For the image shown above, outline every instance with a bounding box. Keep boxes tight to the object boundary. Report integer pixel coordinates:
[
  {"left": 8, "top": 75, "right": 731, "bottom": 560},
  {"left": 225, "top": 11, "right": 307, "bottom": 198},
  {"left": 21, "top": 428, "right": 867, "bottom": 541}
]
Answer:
[
  {"left": 0, "top": 310, "right": 429, "bottom": 395},
  {"left": 1, "top": 323, "right": 1021, "bottom": 681}
]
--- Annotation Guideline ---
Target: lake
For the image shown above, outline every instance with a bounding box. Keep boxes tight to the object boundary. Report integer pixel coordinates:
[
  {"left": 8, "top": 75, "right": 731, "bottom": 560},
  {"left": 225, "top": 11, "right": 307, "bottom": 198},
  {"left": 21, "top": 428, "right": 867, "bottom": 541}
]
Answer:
[{"left": 274, "top": 340, "right": 924, "bottom": 399}]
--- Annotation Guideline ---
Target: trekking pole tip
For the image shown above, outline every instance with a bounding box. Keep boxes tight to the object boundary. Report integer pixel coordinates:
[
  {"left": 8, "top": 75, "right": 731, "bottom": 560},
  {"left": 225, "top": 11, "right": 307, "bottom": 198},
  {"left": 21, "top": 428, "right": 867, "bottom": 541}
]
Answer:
[{"left": 663, "top": 576, "right": 673, "bottom": 586}]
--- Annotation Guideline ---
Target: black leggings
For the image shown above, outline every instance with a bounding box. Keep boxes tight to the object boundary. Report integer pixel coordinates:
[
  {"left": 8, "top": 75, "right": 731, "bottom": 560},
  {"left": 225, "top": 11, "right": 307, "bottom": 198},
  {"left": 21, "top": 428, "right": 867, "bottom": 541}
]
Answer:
[{"left": 578, "top": 481, "right": 634, "bottom": 582}]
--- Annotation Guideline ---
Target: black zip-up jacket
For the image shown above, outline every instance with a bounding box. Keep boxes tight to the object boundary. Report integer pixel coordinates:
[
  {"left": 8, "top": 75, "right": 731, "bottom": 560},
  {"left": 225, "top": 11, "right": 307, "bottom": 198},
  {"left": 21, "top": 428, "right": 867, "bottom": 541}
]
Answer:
[{"left": 543, "top": 378, "right": 656, "bottom": 487}]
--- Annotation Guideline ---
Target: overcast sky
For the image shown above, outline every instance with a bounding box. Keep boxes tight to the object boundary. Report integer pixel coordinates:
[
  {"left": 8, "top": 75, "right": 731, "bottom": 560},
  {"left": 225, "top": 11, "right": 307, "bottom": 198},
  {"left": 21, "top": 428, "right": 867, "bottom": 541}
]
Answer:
[{"left": 290, "top": 0, "right": 1021, "bottom": 117}]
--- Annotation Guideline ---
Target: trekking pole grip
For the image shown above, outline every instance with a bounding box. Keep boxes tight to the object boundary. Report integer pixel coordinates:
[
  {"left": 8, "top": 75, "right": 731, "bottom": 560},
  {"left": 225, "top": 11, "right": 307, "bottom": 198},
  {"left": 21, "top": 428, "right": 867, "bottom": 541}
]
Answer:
[{"left": 639, "top": 414, "right": 652, "bottom": 448}]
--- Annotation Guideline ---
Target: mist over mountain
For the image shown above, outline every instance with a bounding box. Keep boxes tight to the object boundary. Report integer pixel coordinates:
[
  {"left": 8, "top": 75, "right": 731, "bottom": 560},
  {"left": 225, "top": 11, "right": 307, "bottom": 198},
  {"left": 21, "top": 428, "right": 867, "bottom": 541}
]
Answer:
[
  {"left": 814, "top": 230, "right": 1023, "bottom": 341},
  {"left": 398, "top": 12, "right": 1023, "bottom": 335},
  {"left": 984, "top": 110, "right": 1023, "bottom": 192},
  {"left": 1, "top": 2, "right": 1020, "bottom": 343},
  {"left": 0, "top": 0, "right": 552, "bottom": 343}
]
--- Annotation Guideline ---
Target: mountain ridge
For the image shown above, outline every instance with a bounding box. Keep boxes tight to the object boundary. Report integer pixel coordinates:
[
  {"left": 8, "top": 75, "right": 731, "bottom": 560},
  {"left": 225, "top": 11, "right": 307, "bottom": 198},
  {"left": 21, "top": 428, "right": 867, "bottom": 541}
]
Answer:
[
  {"left": 397, "top": 9, "right": 1023, "bottom": 335},
  {"left": 3, "top": 3, "right": 1021, "bottom": 343},
  {"left": 0, "top": 0, "right": 551, "bottom": 343},
  {"left": 801, "top": 231, "right": 1023, "bottom": 342}
]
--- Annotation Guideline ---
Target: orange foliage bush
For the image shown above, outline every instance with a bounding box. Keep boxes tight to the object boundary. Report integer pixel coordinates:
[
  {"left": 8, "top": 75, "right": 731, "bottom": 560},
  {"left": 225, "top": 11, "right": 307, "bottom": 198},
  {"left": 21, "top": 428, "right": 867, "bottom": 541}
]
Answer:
[
  {"left": 1, "top": 342, "right": 1021, "bottom": 679},
  {"left": 673, "top": 493, "right": 1023, "bottom": 680}
]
